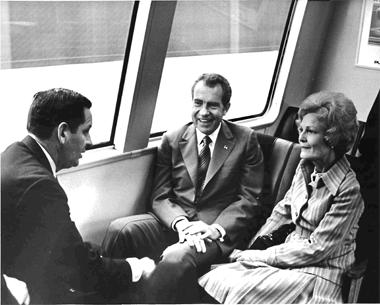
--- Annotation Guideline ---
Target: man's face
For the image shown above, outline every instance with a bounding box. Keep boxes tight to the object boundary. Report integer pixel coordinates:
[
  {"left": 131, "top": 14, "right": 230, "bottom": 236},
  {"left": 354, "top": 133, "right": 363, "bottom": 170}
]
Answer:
[
  {"left": 60, "top": 108, "right": 93, "bottom": 169},
  {"left": 191, "top": 81, "right": 230, "bottom": 135}
]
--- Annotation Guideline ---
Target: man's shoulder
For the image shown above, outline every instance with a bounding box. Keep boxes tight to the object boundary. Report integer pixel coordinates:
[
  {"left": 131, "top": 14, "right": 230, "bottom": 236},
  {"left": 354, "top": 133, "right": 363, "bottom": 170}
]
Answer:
[
  {"left": 2, "top": 140, "right": 54, "bottom": 184},
  {"left": 1, "top": 141, "right": 29, "bottom": 175},
  {"left": 223, "top": 120, "right": 253, "bottom": 134},
  {"left": 221, "top": 120, "right": 256, "bottom": 142},
  {"left": 164, "top": 122, "right": 193, "bottom": 140},
  {"left": 2, "top": 140, "right": 23, "bottom": 158}
]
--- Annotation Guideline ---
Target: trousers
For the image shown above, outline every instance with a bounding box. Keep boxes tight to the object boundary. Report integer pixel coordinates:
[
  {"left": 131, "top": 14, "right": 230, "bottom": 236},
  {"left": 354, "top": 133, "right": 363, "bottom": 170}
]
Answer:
[{"left": 102, "top": 213, "right": 222, "bottom": 303}]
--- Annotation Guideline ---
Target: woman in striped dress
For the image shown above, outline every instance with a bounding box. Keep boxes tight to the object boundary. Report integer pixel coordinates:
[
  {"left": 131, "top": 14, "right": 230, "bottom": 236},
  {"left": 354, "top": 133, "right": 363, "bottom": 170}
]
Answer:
[{"left": 198, "top": 91, "right": 364, "bottom": 304}]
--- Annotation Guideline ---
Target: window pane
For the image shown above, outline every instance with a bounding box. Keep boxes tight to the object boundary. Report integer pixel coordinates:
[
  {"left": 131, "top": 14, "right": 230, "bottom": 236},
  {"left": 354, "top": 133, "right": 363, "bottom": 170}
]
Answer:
[
  {"left": 151, "top": 0, "right": 293, "bottom": 134},
  {"left": 0, "top": 1, "right": 134, "bottom": 152}
]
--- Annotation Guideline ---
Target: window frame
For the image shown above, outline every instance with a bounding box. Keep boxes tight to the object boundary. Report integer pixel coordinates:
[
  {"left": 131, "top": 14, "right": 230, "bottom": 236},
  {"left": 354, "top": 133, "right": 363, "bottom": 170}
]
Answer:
[
  {"left": 78, "top": 0, "right": 309, "bottom": 167},
  {"left": 118, "top": 0, "right": 306, "bottom": 150}
]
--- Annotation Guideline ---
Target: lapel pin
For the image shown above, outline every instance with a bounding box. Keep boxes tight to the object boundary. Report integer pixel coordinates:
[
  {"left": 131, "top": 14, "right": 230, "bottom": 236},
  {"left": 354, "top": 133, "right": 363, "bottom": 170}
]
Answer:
[{"left": 224, "top": 145, "right": 228, "bottom": 149}]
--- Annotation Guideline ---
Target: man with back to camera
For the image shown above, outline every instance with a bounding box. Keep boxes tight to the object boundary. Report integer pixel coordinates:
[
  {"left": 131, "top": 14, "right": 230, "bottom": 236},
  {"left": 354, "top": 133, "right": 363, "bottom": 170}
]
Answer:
[
  {"left": 102, "top": 73, "right": 265, "bottom": 303},
  {"left": 1, "top": 88, "right": 155, "bottom": 304}
]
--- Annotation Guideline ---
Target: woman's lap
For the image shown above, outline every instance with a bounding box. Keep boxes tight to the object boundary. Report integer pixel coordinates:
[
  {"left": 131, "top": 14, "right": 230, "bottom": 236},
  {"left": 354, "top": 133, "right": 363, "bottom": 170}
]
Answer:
[{"left": 199, "top": 261, "right": 342, "bottom": 304}]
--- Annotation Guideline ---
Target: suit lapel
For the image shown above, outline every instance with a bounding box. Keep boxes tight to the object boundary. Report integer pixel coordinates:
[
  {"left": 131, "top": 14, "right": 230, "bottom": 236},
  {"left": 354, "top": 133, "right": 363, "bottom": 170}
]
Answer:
[
  {"left": 205, "top": 121, "right": 235, "bottom": 186},
  {"left": 179, "top": 125, "right": 198, "bottom": 188},
  {"left": 22, "top": 135, "right": 55, "bottom": 177}
]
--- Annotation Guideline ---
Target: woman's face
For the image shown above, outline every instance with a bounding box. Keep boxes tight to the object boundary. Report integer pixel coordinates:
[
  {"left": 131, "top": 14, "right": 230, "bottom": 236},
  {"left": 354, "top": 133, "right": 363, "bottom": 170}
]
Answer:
[{"left": 298, "top": 113, "right": 336, "bottom": 172}]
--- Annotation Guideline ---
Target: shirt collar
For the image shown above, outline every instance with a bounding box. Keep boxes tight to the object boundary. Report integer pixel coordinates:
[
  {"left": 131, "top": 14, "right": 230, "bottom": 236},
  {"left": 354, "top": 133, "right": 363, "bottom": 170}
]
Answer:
[
  {"left": 29, "top": 134, "right": 57, "bottom": 177},
  {"left": 300, "top": 156, "right": 351, "bottom": 196},
  {"left": 196, "top": 123, "right": 221, "bottom": 146}
]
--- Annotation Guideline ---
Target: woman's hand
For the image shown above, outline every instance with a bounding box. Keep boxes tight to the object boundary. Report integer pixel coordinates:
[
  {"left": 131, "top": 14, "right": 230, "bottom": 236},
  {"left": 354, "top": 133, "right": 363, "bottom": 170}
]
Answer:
[
  {"left": 229, "top": 249, "right": 243, "bottom": 262},
  {"left": 231, "top": 250, "right": 265, "bottom": 262}
]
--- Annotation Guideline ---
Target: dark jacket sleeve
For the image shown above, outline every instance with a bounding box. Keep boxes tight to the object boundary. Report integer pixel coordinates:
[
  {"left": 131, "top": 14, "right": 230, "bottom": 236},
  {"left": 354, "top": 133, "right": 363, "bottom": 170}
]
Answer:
[
  {"left": 9, "top": 178, "right": 133, "bottom": 300},
  {"left": 212, "top": 129, "right": 264, "bottom": 246}
]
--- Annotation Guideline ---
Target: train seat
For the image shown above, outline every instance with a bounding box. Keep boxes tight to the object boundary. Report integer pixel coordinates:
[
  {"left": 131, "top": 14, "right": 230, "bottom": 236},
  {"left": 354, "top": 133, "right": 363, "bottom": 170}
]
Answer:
[
  {"left": 274, "top": 106, "right": 366, "bottom": 157},
  {"left": 274, "top": 106, "right": 299, "bottom": 143},
  {"left": 103, "top": 131, "right": 369, "bottom": 302},
  {"left": 103, "top": 133, "right": 301, "bottom": 260},
  {"left": 241, "top": 133, "right": 301, "bottom": 243}
]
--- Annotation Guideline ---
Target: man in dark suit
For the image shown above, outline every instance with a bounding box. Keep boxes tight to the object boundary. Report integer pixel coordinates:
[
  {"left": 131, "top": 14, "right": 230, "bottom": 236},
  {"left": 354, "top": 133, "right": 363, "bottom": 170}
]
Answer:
[
  {"left": 1, "top": 88, "right": 155, "bottom": 304},
  {"left": 102, "top": 73, "right": 264, "bottom": 303}
]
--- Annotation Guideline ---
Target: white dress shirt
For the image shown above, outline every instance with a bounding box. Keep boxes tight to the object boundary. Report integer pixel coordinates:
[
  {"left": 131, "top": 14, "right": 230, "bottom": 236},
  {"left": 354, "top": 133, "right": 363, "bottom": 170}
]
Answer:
[{"left": 173, "top": 124, "right": 226, "bottom": 241}]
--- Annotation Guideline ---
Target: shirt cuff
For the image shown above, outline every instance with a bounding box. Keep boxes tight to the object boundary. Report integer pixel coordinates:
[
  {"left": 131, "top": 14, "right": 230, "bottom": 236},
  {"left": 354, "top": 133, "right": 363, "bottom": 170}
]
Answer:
[
  {"left": 126, "top": 257, "right": 143, "bottom": 282},
  {"left": 210, "top": 223, "right": 226, "bottom": 242},
  {"left": 171, "top": 216, "right": 188, "bottom": 231}
]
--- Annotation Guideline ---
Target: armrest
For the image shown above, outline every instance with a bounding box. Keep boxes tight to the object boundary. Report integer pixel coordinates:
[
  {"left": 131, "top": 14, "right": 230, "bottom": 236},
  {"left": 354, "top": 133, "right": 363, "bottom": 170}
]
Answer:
[
  {"left": 347, "top": 259, "right": 368, "bottom": 279},
  {"left": 344, "top": 259, "right": 369, "bottom": 303}
]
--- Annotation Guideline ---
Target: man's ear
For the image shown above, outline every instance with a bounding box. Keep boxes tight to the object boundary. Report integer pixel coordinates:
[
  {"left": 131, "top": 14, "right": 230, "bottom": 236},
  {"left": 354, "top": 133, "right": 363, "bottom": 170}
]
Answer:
[
  {"left": 223, "top": 103, "right": 231, "bottom": 115},
  {"left": 57, "top": 122, "right": 70, "bottom": 145}
]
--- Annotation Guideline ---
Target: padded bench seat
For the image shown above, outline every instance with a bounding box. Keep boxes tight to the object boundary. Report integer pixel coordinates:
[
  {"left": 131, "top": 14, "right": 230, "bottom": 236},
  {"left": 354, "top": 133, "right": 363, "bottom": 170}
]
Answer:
[{"left": 104, "top": 133, "right": 301, "bottom": 254}]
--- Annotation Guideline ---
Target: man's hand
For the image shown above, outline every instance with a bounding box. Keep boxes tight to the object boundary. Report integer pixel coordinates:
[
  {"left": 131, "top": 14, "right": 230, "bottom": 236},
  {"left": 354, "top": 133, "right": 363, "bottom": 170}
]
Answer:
[
  {"left": 175, "top": 219, "right": 193, "bottom": 243},
  {"left": 175, "top": 220, "right": 219, "bottom": 253},
  {"left": 182, "top": 220, "right": 221, "bottom": 241},
  {"left": 3, "top": 274, "right": 30, "bottom": 305},
  {"left": 175, "top": 220, "right": 207, "bottom": 252},
  {"left": 140, "top": 257, "right": 156, "bottom": 280}
]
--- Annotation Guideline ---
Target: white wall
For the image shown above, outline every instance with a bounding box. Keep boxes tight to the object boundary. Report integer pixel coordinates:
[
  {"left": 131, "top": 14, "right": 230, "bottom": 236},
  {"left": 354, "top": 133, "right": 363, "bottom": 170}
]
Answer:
[
  {"left": 313, "top": 0, "right": 379, "bottom": 122},
  {"left": 57, "top": 149, "right": 156, "bottom": 245},
  {"left": 280, "top": 0, "right": 379, "bottom": 123}
]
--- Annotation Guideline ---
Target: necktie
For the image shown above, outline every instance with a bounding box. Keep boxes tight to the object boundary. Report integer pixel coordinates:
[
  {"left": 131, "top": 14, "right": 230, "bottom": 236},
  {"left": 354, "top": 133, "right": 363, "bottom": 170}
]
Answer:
[{"left": 197, "top": 136, "right": 212, "bottom": 198}]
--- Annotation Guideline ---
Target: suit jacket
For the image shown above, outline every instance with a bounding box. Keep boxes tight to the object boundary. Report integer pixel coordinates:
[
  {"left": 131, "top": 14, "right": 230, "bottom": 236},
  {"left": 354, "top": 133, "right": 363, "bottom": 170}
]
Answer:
[
  {"left": 151, "top": 120, "right": 264, "bottom": 255},
  {"left": 1, "top": 136, "right": 133, "bottom": 304}
]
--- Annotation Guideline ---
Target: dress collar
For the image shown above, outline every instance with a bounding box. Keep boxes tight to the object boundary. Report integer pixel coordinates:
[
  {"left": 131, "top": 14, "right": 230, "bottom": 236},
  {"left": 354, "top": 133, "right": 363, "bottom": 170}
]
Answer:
[{"left": 300, "top": 155, "right": 351, "bottom": 196}]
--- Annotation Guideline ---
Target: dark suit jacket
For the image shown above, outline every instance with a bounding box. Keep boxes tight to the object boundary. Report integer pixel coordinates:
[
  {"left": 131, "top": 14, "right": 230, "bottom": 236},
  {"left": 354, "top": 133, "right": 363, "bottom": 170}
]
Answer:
[
  {"left": 151, "top": 120, "right": 264, "bottom": 255},
  {"left": 1, "top": 136, "right": 133, "bottom": 304}
]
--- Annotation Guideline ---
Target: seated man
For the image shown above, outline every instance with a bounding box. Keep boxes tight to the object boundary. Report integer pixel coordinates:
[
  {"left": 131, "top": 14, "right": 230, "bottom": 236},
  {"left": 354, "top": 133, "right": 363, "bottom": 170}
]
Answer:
[
  {"left": 102, "top": 73, "right": 264, "bottom": 303},
  {"left": 352, "top": 92, "right": 379, "bottom": 303},
  {"left": 1, "top": 88, "right": 155, "bottom": 304}
]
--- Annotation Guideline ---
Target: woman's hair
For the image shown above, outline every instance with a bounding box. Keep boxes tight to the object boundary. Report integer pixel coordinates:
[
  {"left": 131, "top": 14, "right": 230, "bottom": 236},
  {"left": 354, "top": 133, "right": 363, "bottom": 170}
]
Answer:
[
  {"left": 191, "top": 73, "right": 232, "bottom": 108},
  {"left": 296, "top": 91, "right": 359, "bottom": 157},
  {"left": 27, "top": 88, "right": 92, "bottom": 139}
]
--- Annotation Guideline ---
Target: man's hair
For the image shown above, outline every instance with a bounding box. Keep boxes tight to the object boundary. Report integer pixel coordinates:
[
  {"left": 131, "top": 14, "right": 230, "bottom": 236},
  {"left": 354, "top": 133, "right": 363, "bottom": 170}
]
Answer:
[
  {"left": 27, "top": 88, "right": 92, "bottom": 139},
  {"left": 296, "top": 91, "right": 359, "bottom": 157},
  {"left": 191, "top": 73, "right": 232, "bottom": 107}
]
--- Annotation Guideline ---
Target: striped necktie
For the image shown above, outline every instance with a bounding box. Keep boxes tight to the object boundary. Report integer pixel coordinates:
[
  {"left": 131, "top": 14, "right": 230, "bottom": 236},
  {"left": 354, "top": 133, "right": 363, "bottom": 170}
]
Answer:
[{"left": 197, "top": 136, "right": 212, "bottom": 198}]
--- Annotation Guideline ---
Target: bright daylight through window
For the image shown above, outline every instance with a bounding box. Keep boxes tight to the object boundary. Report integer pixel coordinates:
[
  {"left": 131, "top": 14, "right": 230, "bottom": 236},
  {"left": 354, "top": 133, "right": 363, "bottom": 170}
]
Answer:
[
  {"left": 152, "top": 0, "right": 293, "bottom": 134},
  {"left": 0, "top": 1, "right": 134, "bottom": 152}
]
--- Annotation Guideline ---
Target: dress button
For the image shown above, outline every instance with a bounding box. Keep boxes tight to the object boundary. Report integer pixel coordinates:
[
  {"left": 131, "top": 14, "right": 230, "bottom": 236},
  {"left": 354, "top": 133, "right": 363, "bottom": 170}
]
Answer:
[{"left": 295, "top": 212, "right": 298, "bottom": 217}]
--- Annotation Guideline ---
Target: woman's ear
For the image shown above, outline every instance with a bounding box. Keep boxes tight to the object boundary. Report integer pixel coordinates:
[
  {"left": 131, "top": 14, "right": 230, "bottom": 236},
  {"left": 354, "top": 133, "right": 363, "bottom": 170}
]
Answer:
[
  {"left": 57, "top": 122, "right": 69, "bottom": 145},
  {"left": 323, "top": 136, "right": 330, "bottom": 146}
]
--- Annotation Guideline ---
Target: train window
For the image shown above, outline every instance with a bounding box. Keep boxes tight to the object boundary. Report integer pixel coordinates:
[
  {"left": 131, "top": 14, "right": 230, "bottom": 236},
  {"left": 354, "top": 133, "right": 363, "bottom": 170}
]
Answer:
[
  {"left": 151, "top": 0, "right": 294, "bottom": 135},
  {"left": 0, "top": 1, "right": 135, "bottom": 152}
]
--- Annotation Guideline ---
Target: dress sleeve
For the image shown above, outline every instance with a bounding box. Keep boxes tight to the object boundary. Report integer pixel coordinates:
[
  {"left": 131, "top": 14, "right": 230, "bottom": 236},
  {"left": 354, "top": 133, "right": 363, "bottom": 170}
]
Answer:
[{"left": 262, "top": 182, "right": 364, "bottom": 268}]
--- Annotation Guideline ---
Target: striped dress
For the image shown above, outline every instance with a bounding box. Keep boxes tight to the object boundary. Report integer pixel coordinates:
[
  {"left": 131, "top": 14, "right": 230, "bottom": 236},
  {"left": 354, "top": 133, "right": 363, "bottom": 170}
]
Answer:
[{"left": 199, "top": 156, "right": 364, "bottom": 304}]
